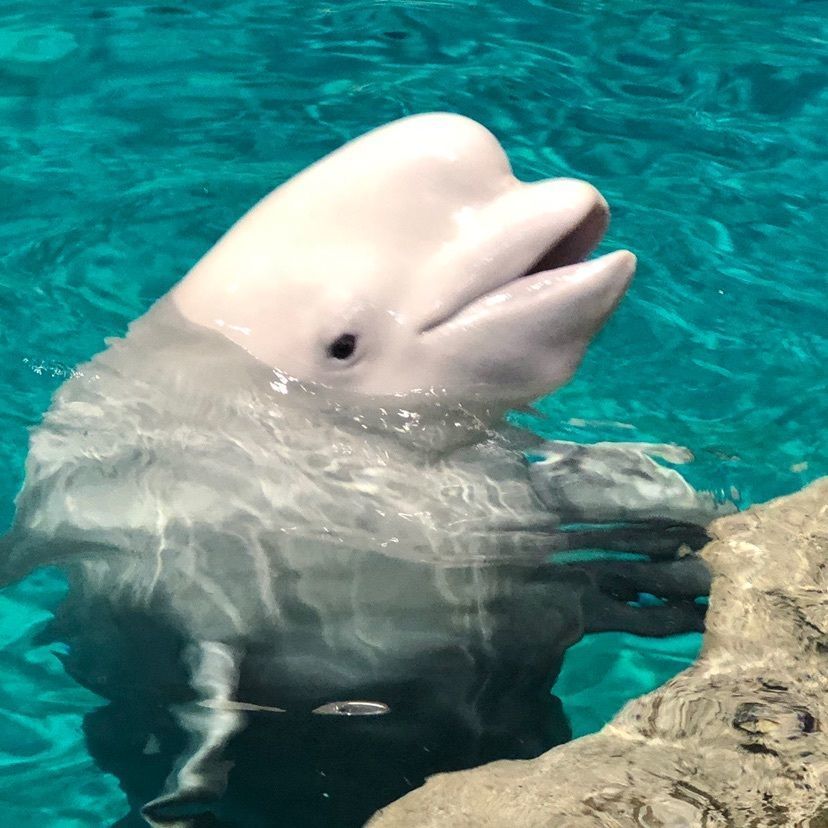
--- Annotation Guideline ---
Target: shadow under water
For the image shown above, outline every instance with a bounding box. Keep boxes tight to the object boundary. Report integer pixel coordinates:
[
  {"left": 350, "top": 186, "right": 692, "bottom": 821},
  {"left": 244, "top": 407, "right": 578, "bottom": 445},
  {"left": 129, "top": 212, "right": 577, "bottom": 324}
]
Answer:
[{"left": 86, "top": 669, "right": 571, "bottom": 828}]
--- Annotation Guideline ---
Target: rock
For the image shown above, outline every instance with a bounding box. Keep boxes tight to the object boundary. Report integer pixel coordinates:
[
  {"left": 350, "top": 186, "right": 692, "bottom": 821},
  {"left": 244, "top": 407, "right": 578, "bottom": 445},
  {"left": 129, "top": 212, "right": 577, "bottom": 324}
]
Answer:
[{"left": 369, "top": 477, "right": 828, "bottom": 827}]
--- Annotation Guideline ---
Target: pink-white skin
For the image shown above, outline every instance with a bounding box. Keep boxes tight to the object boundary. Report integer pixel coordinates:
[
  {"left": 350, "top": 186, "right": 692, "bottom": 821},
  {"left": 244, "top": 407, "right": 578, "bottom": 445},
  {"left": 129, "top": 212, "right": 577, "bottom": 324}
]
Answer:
[{"left": 171, "top": 113, "right": 636, "bottom": 405}]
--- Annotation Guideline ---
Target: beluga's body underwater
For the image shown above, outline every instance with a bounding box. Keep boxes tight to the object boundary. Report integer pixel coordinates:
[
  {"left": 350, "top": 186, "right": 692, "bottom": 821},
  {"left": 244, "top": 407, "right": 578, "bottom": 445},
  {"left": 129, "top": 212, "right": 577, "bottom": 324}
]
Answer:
[{"left": 2, "top": 114, "right": 729, "bottom": 827}]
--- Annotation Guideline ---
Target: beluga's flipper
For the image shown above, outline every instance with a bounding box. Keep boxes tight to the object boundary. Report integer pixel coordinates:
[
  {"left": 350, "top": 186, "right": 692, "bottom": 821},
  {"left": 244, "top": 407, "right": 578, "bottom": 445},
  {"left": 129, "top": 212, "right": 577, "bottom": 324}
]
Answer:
[
  {"left": 528, "top": 440, "right": 737, "bottom": 555},
  {"left": 141, "top": 642, "right": 246, "bottom": 827}
]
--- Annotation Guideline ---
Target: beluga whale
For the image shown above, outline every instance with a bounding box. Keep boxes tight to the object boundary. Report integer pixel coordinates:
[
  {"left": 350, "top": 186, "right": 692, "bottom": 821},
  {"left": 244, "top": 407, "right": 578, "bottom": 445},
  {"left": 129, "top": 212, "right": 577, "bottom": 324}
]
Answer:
[{"left": 1, "top": 114, "right": 728, "bottom": 827}]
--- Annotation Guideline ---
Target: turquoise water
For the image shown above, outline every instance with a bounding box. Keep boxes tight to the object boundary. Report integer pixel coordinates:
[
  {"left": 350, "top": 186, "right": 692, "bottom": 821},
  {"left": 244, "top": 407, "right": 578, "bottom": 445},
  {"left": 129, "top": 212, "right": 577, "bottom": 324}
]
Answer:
[{"left": 0, "top": 0, "right": 825, "bottom": 823}]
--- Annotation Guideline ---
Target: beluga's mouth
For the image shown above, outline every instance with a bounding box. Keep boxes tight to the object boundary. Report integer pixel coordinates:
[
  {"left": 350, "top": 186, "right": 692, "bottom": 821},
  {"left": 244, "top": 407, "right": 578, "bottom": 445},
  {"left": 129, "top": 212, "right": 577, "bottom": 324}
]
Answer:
[
  {"left": 520, "top": 199, "right": 610, "bottom": 278},
  {"left": 419, "top": 180, "right": 629, "bottom": 335}
]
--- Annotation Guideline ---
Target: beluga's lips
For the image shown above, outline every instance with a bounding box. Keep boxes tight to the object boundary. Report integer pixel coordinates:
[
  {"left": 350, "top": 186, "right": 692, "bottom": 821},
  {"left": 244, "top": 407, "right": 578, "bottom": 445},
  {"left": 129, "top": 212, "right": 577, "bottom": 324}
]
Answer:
[
  {"left": 418, "top": 187, "right": 621, "bottom": 334},
  {"left": 416, "top": 176, "right": 635, "bottom": 350}
]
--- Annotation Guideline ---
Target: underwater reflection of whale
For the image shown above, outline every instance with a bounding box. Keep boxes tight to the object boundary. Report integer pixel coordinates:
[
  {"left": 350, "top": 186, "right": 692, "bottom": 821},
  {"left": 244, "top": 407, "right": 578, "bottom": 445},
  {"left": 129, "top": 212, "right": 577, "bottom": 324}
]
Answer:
[{"left": 2, "top": 114, "right": 726, "bottom": 827}]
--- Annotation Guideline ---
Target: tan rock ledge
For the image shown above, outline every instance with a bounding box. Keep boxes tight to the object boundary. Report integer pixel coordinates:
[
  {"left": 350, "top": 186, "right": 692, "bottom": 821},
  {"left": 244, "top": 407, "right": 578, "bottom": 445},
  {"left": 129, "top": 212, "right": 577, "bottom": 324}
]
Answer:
[{"left": 369, "top": 477, "right": 828, "bottom": 827}]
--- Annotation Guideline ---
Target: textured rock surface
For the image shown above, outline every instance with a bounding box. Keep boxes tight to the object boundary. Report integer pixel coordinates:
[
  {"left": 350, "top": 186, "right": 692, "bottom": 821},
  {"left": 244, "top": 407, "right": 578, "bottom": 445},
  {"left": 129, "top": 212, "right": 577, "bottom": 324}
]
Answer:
[{"left": 370, "top": 478, "right": 828, "bottom": 827}]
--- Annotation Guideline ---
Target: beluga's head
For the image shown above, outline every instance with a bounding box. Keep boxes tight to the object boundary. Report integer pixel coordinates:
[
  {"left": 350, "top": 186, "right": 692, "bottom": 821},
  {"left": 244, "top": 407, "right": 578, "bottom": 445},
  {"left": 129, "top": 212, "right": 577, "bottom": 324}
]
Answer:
[{"left": 171, "top": 114, "right": 635, "bottom": 412}]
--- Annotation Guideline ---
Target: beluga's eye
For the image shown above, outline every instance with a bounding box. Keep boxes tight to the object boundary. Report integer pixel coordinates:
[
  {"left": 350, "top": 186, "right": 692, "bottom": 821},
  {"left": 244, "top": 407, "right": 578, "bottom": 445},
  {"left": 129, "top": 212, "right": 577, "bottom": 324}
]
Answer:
[{"left": 327, "top": 333, "right": 358, "bottom": 361}]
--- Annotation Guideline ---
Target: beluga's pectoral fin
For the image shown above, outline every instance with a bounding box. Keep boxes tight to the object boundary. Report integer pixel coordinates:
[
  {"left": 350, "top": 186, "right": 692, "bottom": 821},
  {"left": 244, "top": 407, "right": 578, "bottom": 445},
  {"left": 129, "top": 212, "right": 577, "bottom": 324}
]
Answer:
[
  {"left": 0, "top": 529, "right": 76, "bottom": 588},
  {"left": 141, "top": 642, "right": 245, "bottom": 827},
  {"left": 528, "top": 440, "right": 737, "bottom": 532}
]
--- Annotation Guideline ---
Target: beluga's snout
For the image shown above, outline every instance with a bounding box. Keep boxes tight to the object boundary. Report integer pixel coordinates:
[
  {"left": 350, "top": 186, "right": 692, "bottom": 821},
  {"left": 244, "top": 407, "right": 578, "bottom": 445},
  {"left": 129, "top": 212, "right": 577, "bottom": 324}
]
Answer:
[
  {"left": 171, "top": 113, "right": 636, "bottom": 406},
  {"left": 415, "top": 176, "right": 613, "bottom": 334}
]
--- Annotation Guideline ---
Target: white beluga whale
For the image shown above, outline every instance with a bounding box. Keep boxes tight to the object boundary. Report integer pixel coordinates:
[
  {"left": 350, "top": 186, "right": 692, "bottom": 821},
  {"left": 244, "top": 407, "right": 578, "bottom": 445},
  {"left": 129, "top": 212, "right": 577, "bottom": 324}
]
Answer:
[{"left": 1, "top": 114, "right": 730, "bottom": 827}]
